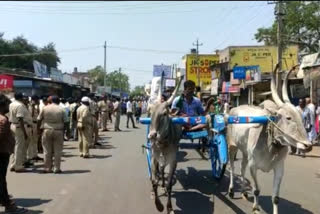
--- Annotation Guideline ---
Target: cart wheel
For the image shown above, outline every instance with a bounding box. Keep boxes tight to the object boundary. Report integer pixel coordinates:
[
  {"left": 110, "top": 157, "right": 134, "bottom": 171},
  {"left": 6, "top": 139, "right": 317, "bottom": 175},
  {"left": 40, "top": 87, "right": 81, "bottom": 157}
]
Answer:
[{"left": 210, "top": 140, "right": 226, "bottom": 181}]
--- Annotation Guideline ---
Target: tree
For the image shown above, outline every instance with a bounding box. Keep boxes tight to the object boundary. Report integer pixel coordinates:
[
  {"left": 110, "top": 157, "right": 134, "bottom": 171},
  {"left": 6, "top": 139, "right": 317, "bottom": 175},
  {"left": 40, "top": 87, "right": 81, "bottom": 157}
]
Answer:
[
  {"left": 255, "top": 1, "right": 320, "bottom": 53},
  {"left": 87, "top": 66, "right": 130, "bottom": 93},
  {"left": 35, "top": 42, "right": 61, "bottom": 69},
  {"left": 130, "top": 85, "right": 145, "bottom": 98},
  {"left": 0, "top": 33, "right": 60, "bottom": 71}
]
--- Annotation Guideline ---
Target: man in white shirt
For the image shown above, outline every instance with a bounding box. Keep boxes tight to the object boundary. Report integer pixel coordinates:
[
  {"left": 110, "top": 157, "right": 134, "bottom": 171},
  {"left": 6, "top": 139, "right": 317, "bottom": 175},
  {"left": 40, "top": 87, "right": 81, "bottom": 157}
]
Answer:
[
  {"left": 306, "top": 97, "right": 317, "bottom": 143},
  {"left": 126, "top": 98, "right": 137, "bottom": 129},
  {"left": 113, "top": 97, "right": 121, "bottom": 131}
]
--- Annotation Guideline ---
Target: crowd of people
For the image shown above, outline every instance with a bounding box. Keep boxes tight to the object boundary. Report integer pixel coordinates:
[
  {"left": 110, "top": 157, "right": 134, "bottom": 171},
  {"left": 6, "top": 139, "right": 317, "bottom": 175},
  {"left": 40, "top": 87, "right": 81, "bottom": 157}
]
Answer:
[{"left": 0, "top": 92, "right": 146, "bottom": 213}]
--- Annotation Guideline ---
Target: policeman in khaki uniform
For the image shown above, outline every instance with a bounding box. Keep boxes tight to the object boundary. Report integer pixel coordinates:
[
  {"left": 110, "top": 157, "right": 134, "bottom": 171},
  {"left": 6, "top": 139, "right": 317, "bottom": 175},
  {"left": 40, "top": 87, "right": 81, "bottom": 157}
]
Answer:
[
  {"left": 28, "top": 95, "right": 42, "bottom": 161},
  {"left": 77, "top": 97, "right": 93, "bottom": 158},
  {"left": 9, "top": 93, "right": 29, "bottom": 172},
  {"left": 37, "top": 96, "right": 66, "bottom": 173},
  {"left": 89, "top": 95, "right": 100, "bottom": 147},
  {"left": 98, "top": 96, "right": 109, "bottom": 131},
  {"left": 21, "top": 96, "right": 33, "bottom": 166}
]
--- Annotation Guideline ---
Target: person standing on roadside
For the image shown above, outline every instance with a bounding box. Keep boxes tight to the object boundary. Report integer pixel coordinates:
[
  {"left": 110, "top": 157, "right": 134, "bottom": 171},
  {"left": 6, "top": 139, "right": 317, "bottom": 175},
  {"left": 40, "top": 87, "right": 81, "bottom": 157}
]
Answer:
[
  {"left": 291, "top": 99, "right": 311, "bottom": 157},
  {"left": 37, "top": 96, "right": 66, "bottom": 173},
  {"left": 9, "top": 93, "right": 29, "bottom": 173},
  {"left": 98, "top": 96, "right": 109, "bottom": 131},
  {"left": 21, "top": 96, "right": 33, "bottom": 168},
  {"left": 0, "top": 94, "right": 28, "bottom": 213},
  {"left": 28, "top": 95, "right": 43, "bottom": 162},
  {"left": 113, "top": 97, "right": 121, "bottom": 131},
  {"left": 306, "top": 97, "right": 317, "bottom": 143},
  {"left": 77, "top": 97, "right": 93, "bottom": 158},
  {"left": 68, "top": 98, "right": 77, "bottom": 140},
  {"left": 60, "top": 98, "right": 70, "bottom": 141},
  {"left": 126, "top": 98, "right": 137, "bottom": 129}
]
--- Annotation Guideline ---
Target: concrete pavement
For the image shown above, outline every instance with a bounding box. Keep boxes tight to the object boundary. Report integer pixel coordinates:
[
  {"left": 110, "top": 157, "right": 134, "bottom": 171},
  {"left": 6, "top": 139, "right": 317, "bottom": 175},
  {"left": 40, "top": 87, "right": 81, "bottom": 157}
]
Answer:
[{"left": 2, "top": 115, "right": 320, "bottom": 214}]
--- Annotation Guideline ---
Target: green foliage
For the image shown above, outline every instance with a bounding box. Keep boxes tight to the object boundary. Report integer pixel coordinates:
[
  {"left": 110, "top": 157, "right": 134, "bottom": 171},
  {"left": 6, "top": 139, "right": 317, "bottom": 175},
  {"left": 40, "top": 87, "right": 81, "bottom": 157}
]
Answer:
[
  {"left": 0, "top": 33, "right": 60, "bottom": 71},
  {"left": 130, "top": 85, "right": 145, "bottom": 98},
  {"left": 255, "top": 1, "right": 320, "bottom": 53},
  {"left": 88, "top": 66, "right": 130, "bottom": 93}
]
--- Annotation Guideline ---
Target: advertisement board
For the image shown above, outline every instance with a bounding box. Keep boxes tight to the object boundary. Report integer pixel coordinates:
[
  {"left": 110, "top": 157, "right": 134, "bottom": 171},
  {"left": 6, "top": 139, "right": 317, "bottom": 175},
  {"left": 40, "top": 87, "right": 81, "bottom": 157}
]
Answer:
[
  {"left": 50, "top": 67, "right": 63, "bottom": 82},
  {"left": 0, "top": 75, "right": 14, "bottom": 91},
  {"left": 229, "top": 46, "right": 298, "bottom": 73},
  {"left": 186, "top": 54, "right": 219, "bottom": 88},
  {"left": 222, "top": 81, "right": 240, "bottom": 93},
  {"left": 153, "top": 65, "right": 172, "bottom": 78},
  {"left": 33, "top": 60, "right": 49, "bottom": 78}
]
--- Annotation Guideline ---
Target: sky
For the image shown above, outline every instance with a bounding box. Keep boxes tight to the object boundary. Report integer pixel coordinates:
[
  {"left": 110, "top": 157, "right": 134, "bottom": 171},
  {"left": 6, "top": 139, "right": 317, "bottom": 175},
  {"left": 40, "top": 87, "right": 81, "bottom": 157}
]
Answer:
[{"left": 0, "top": 1, "right": 275, "bottom": 89}]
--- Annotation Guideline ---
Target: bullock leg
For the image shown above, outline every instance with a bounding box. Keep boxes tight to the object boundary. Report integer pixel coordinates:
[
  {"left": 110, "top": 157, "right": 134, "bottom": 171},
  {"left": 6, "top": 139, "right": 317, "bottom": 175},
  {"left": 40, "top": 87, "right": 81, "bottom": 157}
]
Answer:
[
  {"left": 228, "top": 145, "right": 237, "bottom": 199},
  {"left": 151, "top": 158, "right": 164, "bottom": 212},
  {"left": 249, "top": 164, "right": 260, "bottom": 212},
  {"left": 166, "top": 160, "right": 177, "bottom": 214},
  {"left": 161, "top": 165, "right": 166, "bottom": 193},
  {"left": 240, "top": 152, "right": 249, "bottom": 200},
  {"left": 272, "top": 160, "right": 284, "bottom": 214}
]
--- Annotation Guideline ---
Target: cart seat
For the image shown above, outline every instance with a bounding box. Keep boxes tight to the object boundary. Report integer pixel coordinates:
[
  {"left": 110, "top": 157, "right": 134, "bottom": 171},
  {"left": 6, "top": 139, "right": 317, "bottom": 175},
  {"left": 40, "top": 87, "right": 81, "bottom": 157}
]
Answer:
[{"left": 182, "top": 130, "right": 208, "bottom": 140}]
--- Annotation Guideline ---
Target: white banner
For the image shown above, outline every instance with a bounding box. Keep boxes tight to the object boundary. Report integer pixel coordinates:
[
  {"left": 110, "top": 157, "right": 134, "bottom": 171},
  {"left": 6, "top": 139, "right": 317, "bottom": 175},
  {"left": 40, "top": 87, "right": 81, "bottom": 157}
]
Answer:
[
  {"left": 211, "top": 79, "right": 218, "bottom": 95},
  {"left": 33, "top": 60, "right": 49, "bottom": 78},
  {"left": 165, "top": 79, "right": 176, "bottom": 87}
]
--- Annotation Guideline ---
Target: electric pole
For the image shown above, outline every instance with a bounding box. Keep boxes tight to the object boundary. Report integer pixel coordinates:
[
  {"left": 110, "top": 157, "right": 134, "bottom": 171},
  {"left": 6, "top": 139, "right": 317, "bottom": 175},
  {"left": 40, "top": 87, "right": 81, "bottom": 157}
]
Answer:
[
  {"left": 276, "top": 1, "right": 285, "bottom": 95},
  {"left": 193, "top": 38, "right": 203, "bottom": 87},
  {"left": 104, "top": 41, "right": 107, "bottom": 93}
]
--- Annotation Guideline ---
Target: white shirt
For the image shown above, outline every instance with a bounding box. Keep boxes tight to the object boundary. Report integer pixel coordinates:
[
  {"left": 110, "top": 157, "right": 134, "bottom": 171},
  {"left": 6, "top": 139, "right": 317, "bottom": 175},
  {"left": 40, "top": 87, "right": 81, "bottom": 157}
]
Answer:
[
  {"left": 114, "top": 101, "right": 119, "bottom": 110},
  {"left": 126, "top": 101, "right": 132, "bottom": 113},
  {"left": 307, "top": 103, "right": 316, "bottom": 125}
]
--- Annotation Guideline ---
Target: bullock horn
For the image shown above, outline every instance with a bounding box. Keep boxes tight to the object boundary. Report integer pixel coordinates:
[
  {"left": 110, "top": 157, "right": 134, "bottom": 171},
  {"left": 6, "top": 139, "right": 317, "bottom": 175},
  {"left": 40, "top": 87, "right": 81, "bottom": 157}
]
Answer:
[
  {"left": 282, "top": 65, "right": 297, "bottom": 104},
  {"left": 270, "top": 63, "right": 284, "bottom": 106},
  {"left": 157, "top": 73, "right": 165, "bottom": 102},
  {"left": 166, "top": 75, "right": 184, "bottom": 106}
]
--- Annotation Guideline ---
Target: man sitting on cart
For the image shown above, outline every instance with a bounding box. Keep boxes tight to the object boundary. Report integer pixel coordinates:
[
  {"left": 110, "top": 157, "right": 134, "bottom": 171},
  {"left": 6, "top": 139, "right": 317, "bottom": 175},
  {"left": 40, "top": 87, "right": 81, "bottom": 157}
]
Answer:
[{"left": 171, "top": 80, "right": 207, "bottom": 131}]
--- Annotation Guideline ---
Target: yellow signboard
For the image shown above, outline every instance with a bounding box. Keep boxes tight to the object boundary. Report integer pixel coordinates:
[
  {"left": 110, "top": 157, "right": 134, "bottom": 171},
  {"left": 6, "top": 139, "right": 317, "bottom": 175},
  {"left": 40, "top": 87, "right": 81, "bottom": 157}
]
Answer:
[
  {"left": 186, "top": 54, "right": 219, "bottom": 88},
  {"left": 229, "top": 46, "right": 298, "bottom": 73}
]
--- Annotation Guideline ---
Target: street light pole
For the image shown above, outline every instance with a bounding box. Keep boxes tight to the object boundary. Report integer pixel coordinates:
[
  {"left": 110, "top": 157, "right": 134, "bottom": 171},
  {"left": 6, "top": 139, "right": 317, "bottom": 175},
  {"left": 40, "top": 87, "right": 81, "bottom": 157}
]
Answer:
[
  {"left": 276, "top": 1, "right": 284, "bottom": 95},
  {"left": 193, "top": 38, "right": 203, "bottom": 87}
]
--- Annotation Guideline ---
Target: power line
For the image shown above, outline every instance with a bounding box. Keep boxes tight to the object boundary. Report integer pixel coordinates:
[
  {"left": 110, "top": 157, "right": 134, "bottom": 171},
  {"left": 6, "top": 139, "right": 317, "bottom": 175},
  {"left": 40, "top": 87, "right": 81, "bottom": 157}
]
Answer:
[
  {"left": 0, "top": 45, "right": 102, "bottom": 57},
  {"left": 1, "top": 2, "right": 200, "bottom": 11},
  {"left": 211, "top": 5, "right": 273, "bottom": 50},
  {"left": 0, "top": 3, "right": 270, "bottom": 15},
  {"left": 107, "top": 45, "right": 186, "bottom": 54}
]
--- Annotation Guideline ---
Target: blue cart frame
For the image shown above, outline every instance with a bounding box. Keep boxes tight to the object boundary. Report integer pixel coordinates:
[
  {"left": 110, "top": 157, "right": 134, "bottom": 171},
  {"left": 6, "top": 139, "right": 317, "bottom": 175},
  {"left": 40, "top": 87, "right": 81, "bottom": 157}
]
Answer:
[{"left": 140, "top": 115, "right": 274, "bottom": 181}]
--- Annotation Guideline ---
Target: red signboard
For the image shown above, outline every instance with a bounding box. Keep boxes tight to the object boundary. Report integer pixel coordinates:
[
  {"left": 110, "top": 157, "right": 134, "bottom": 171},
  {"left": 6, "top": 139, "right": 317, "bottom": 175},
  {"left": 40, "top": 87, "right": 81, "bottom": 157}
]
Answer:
[{"left": 0, "top": 75, "right": 14, "bottom": 91}]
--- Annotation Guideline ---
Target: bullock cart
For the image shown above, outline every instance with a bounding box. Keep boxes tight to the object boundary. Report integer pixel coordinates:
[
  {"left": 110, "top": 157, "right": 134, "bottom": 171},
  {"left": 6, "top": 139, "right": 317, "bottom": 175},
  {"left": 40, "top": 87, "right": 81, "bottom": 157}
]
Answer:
[{"left": 140, "top": 114, "right": 274, "bottom": 181}]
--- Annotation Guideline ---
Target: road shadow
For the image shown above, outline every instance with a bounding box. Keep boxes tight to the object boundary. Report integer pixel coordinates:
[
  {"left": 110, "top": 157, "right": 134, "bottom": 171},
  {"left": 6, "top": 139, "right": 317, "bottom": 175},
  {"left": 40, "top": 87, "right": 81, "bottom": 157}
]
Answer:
[
  {"left": 174, "top": 191, "right": 213, "bottom": 214},
  {"left": 25, "top": 210, "right": 43, "bottom": 214},
  {"left": 119, "top": 130, "right": 133, "bottom": 133},
  {"left": 179, "top": 142, "right": 200, "bottom": 150},
  {"left": 316, "top": 173, "right": 320, "bottom": 178},
  {"left": 175, "top": 167, "right": 250, "bottom": 214},
  {"left": 305, "top": 154, "right": 320, "bottom": 158},
  {"left": 60, "top": 169, "right": 91, "bottom": 174},
  {"left": 259, "top": 196, "right": 314, "bottom": 214},
  {"left": 92, "top": 145, "right": 116, "bottom": 150},
  {"left": 62, "top": 153, "right": 78, "bottom": 158},
  {"left": 177, "top": 151, "right": 188, "bottom": 163},
  {"left": 91, "top": 154, "right": 112, "bottom": 159},
  {"left": 14, "top": 198, "right": 51, "bottom": 208},
  {"left": 63, "top": 146, "right": 77, "bottom": 150}
]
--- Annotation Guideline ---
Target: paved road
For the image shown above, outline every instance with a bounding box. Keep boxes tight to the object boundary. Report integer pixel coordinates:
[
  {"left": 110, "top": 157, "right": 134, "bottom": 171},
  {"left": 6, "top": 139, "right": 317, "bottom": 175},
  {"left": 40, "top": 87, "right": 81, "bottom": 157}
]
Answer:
[{"left": 2, "top": 115, "right": 320, "bottom": 214}]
